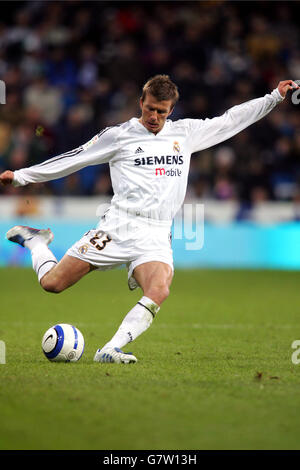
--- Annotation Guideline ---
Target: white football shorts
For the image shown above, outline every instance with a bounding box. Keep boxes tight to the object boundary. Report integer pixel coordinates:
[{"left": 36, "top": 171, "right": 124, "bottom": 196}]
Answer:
[{"left": 66, "top": 216, "right": 174, "bottom": 290}]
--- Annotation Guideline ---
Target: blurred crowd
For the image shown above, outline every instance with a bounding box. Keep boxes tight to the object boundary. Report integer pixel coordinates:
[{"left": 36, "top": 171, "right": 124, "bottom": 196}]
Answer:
[{"left": 0, "top": 0, "right": 300, "bottom": 208}]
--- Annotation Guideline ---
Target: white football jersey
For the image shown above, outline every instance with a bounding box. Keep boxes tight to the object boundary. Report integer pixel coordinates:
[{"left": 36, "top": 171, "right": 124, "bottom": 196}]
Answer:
[{"left": 13, "top": 88, "right": 283, "bottom": 224}]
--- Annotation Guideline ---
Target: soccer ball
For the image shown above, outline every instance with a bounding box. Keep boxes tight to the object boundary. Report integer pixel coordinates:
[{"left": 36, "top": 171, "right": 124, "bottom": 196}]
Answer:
[{"left": 42, "top": 323, "right": 85, "bottom": 362}]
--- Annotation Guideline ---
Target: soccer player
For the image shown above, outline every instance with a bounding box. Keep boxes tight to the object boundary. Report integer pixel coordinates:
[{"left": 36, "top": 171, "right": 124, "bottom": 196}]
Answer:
[{"left": 0, "top": 76, "right": 298, "bottom": 363}]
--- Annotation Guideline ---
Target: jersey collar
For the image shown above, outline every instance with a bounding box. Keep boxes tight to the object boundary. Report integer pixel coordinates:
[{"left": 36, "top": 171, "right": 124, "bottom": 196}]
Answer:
[{"left": 133, "top": 117, "right": 169, "bottom": 137}]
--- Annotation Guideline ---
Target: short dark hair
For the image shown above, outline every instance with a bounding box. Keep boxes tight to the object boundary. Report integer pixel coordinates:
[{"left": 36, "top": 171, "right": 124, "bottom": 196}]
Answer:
[{"left": 141, "top": 74, "right": 179, "bottom": 107}]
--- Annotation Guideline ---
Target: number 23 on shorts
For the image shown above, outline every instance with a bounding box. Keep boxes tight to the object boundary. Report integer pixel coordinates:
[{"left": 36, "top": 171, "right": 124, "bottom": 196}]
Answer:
[{"left": 89, "top": 231, "right": 112, "bottom": 251}]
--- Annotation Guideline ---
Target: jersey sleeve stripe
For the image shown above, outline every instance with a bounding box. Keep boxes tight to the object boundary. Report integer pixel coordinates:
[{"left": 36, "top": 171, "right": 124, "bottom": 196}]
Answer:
[
  {"left": 35, "top": 147, "right": 84, "bottom": 167},
  {"left": 34, "top": 124, "right": 122, "bottom": 169}
]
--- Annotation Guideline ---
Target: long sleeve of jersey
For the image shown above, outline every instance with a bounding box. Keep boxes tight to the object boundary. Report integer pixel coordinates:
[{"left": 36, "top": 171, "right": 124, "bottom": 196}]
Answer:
[
  {"left": 185, "top": 88, "right": 284, "bottom": 154},
  {"left": 12, "top": 126, "right": 120, "bottom": 187}
]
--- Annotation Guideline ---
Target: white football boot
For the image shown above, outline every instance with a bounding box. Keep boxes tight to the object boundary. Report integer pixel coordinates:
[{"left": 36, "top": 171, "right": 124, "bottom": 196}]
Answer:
[
  {"left": 6, "top": 225, "right": 54, "bottom": 247},
  {"left": 94, "top": 347, "right": 138, "bottom": 364}
]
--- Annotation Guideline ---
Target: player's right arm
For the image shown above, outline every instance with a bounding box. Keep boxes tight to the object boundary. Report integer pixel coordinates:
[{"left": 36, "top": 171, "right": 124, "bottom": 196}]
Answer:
[{"left": 0, "top": 126, "right": 119, "bottom": 187}]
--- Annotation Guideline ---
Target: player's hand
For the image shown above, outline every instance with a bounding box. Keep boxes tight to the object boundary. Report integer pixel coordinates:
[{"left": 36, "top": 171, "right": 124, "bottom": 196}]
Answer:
[
  {"left": 0, "top": 170, "right": 14, "bottom": 186},
  {"left": 277, "top": 80, "right": 299, "bottom": 98}
]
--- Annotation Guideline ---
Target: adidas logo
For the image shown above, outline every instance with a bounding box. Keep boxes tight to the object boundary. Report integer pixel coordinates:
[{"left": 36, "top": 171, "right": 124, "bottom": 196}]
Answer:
[{"left": 135, "top": 147, "right": 144, "bottom": 154}]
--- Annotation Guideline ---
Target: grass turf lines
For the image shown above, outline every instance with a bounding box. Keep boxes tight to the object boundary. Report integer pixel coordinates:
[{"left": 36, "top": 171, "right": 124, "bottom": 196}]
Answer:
[{"left": 0, "top": 267, "right": 299, "bottom": 450}]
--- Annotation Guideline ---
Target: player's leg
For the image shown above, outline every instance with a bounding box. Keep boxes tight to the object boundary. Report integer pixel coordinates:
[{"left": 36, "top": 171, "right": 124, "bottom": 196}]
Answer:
[
  {"left": 94, "top": 261, "right": 173, "bottom": 364},
  {"left": 6, "top": 225, "right": 95, "bottom": 292},
  {"left": 132, "top": 260, "right": 173, "bottom": 305},
  {"left": 40, "top": 254, "right": 96, "bottom": 293}
]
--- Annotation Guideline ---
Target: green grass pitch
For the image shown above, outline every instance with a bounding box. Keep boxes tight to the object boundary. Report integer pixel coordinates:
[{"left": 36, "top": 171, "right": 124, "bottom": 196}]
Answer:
[{"left": 0, "top": 267, "right": 300, "bottom": 450}]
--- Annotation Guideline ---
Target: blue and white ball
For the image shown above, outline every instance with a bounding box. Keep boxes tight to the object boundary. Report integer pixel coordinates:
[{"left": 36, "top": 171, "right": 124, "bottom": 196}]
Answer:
[{"left": 42, "top": 323, "right": 85, "bottom": 362}]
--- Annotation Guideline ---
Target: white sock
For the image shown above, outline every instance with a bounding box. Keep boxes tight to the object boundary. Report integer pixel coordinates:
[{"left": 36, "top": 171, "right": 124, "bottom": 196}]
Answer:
[
  {"left": 25, "top": 238, "right": 58, "bottom": 283},
  {"left": 102, "top": 296, "right": 160, "bottom": 350}
]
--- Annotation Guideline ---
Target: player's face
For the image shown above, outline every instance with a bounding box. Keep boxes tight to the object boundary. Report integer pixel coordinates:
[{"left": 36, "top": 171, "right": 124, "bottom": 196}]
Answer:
[{"left": 139, "top": 93, "right": 174, "bottom": 134}]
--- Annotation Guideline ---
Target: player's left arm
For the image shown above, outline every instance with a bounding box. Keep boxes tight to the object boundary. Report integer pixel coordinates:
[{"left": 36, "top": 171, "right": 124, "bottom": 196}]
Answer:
[{"left": 186, "top": 80, "right": 299, "bottom": 154}]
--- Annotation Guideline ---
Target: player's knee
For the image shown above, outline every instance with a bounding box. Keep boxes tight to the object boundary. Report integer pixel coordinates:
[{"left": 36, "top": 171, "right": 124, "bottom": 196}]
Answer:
[
  {"left": 146, "top": 283, "right": 170, "bottom": 305},
  {"left": 40, "top": 275, "right": 64, "bottom": 294}
]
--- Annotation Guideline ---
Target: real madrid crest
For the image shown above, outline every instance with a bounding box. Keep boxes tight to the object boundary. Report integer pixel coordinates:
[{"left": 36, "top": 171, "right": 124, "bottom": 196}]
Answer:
[
  {"left": 78, "top": 244, "right": 89, "bottom": 255},
  {"left": 173, "top": 141, "right": 180, "bottom": 153}
]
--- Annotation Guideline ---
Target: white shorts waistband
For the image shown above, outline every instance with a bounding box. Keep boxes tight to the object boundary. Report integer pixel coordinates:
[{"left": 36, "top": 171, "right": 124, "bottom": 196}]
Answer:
[{"left": 108, "top": 206, "right": 173, "bottom": 228}]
